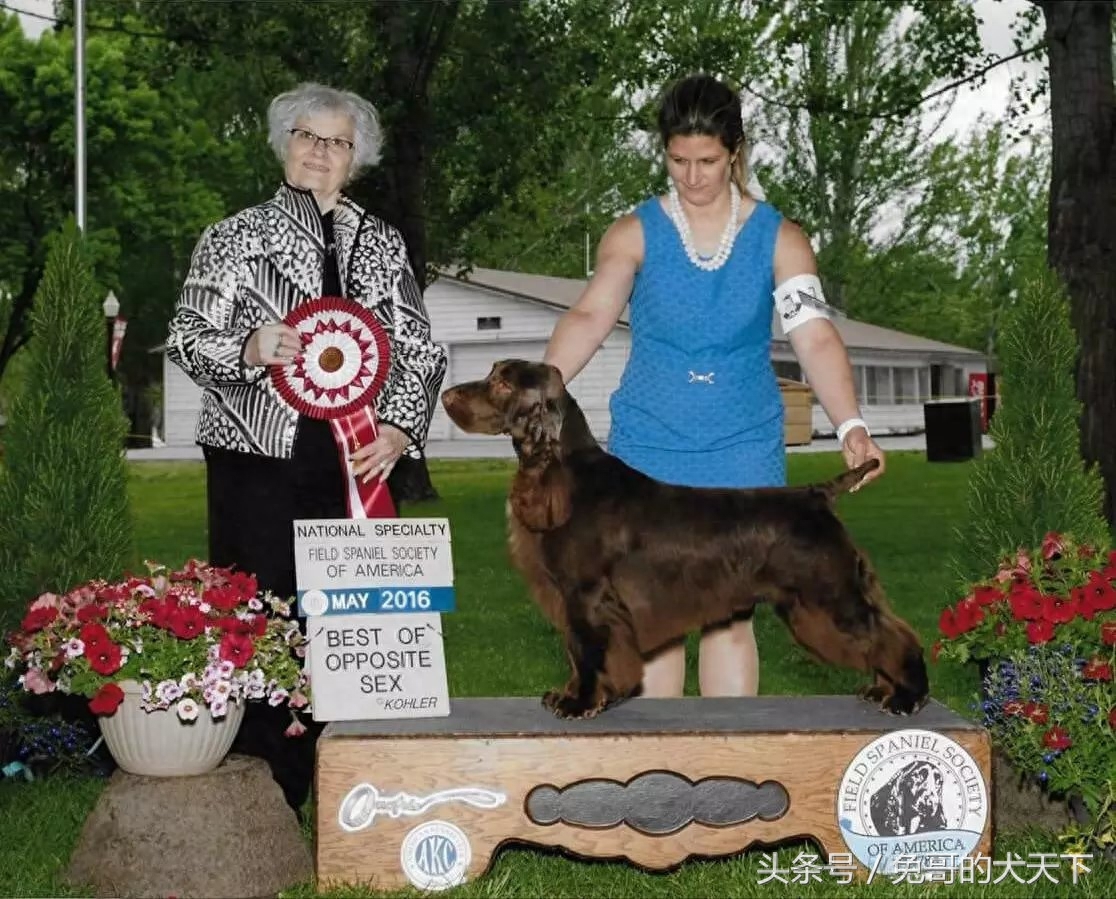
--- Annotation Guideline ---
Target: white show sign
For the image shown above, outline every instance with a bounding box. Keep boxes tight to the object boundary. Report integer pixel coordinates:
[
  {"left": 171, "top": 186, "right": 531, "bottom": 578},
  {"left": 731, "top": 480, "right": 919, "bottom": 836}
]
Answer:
[
  {"left": 293, "top": 517, "right": 454, "bottom": 722},
  {"left": 306, "top": 613, "right": 449, "bottom": 721}
]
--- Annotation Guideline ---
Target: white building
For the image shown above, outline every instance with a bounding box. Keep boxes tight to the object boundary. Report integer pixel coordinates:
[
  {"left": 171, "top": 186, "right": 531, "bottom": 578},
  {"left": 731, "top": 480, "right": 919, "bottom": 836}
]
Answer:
[{"left": 159, "top": 266, "right": 987, "bottom": 450}]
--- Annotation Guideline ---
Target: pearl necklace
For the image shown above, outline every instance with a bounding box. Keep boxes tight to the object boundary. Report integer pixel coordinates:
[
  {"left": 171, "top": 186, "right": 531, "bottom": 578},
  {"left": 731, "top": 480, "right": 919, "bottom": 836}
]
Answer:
[{"left": 667, "top": 182, "right": 741, "bottom": 272}]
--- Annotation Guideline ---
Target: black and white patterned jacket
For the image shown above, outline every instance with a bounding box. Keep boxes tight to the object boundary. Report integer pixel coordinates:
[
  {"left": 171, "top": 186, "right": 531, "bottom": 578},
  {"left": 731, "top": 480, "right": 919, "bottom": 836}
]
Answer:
[{"left": 166, "top": 183, "right": 447, "bottom": 463}]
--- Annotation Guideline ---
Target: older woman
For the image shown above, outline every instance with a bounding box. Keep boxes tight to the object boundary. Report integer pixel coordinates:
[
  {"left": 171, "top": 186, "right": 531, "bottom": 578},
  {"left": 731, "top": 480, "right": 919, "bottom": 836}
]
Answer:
[{"left": 166, "top": 82, "right": 446, "bottom": 812}]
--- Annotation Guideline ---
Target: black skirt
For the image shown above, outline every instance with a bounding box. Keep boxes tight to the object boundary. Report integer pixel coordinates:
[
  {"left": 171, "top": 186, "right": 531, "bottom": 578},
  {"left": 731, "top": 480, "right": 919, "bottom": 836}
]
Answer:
[{"left": 203, "top": 416, "right": 344, "bottom": 601}]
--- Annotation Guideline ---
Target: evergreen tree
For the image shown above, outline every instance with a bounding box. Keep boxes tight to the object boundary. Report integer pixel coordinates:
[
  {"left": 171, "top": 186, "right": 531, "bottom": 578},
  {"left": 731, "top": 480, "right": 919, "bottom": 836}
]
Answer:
[
  {"left": 953, "top": 265, "right": 1110, "bottom": 584},
  {"left": 0, "top": 223, "right": 132, "bottom": 627}
]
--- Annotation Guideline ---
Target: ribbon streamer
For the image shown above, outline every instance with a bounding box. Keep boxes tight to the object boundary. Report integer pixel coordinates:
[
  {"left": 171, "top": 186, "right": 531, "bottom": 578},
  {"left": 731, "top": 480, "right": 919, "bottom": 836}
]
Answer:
[{"left": 330, "top": 407, "right": 396, "bottom": 519}]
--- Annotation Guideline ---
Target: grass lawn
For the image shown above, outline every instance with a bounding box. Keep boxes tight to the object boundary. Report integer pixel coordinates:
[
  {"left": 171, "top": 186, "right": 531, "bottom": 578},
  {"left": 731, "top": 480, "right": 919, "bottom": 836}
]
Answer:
[{"left": 1, "top": 452, "right": 1110, "bottom": 897}]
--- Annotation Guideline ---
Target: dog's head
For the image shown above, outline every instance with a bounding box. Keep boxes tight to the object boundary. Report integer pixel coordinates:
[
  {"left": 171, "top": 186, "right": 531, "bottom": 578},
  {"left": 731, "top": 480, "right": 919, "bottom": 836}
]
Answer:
[{"left": 442, "top": 360, "right": 571, "bottom": 531}]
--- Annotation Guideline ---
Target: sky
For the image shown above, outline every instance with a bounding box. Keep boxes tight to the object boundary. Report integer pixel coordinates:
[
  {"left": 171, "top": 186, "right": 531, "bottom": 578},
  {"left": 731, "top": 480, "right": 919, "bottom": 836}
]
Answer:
[{"left": 12, "top": 0, "right": 1044, "bottom": 140}]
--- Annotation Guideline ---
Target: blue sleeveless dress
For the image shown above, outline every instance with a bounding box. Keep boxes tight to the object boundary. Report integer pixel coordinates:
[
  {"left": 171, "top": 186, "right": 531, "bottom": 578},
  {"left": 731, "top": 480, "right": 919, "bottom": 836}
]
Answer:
[{"left": 607, "top": 197, "right": 786, "bottom": 489}]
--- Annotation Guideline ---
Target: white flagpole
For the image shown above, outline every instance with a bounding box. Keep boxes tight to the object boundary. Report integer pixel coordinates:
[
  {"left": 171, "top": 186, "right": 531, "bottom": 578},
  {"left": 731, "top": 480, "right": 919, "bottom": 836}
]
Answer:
[{"left": 74, "top": 0, "right": 86, "bottom": 231}]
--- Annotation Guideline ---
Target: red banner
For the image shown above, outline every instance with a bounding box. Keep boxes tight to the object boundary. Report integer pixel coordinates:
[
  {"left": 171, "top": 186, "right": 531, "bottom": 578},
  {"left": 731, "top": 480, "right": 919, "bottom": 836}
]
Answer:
[
  {"left": 968, "top": 372, "right": 989, "bottom": 433},
  {"left": 111, "top": 317, "right": 128, "bottom": 371}
]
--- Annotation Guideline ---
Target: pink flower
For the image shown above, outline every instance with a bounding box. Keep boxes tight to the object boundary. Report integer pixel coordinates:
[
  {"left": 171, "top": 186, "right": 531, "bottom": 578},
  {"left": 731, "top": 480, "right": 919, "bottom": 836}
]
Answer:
[
  {"left": 1041, "top": 531, "right": 1065, "bottom": 560},
  {"left": 289, "top": 690, "right": 309, "bottom": 709},
  {"left": 285, "top": 718, "right": 308, "bottom": 738},
  {"left": 29, "top": 593, "right": 62, "bottom": 611},
  {"left": 22, "top": 668, "right": 56, "bottom": 694}
]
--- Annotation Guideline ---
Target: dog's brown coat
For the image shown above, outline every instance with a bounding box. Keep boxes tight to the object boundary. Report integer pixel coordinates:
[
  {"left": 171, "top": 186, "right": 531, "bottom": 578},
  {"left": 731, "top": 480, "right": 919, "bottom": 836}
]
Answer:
[{"left": 442, "top": 360, "right": 929, "bottom": 718}]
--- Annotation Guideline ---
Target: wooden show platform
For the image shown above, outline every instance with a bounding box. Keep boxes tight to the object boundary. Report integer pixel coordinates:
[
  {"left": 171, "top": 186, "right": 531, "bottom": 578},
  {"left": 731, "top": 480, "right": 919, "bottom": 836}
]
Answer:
[{"left": 315, "top": 696, "right": 991, "bottom": 891}]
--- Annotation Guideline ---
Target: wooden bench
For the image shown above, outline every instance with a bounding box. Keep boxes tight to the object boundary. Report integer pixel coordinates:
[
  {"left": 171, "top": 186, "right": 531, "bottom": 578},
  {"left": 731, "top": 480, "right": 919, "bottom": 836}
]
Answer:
[{"left": 315, "top": 696, "right": 991, "bottom": 891}]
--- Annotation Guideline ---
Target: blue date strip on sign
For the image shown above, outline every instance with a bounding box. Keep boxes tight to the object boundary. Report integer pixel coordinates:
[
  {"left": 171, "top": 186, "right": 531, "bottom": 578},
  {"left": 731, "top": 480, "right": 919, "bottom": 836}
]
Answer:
[{"left": 298, "top": 586, "right": 456, "bottom": 617}]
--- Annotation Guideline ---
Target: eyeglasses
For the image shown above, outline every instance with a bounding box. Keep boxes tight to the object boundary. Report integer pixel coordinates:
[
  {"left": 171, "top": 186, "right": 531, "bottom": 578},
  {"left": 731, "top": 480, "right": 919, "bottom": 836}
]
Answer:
[{"left": 288, "top": 127, "right": 355, "bottom": 154}]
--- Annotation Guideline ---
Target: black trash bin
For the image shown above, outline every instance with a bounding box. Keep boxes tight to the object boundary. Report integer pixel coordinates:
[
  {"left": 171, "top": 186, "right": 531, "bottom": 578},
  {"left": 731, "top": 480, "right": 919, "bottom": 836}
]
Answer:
[{"left": 923, "top": 399, "right": 983, "bottom": 462}]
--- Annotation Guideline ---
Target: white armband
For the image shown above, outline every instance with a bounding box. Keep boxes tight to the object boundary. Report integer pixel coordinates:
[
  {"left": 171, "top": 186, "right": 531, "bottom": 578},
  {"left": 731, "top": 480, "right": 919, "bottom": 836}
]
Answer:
[
  {"left": 773, "top": 273, "right": 832, "bottom": 335},
  {"left": 836, "top": 418, "right": 870, "bottom": 444}
]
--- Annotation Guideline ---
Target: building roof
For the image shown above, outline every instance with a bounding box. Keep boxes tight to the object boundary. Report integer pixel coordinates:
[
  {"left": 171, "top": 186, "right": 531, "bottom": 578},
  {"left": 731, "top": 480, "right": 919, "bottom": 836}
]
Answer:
[{"left": 442, "top": 266, "right": 985, "bottom": 359}]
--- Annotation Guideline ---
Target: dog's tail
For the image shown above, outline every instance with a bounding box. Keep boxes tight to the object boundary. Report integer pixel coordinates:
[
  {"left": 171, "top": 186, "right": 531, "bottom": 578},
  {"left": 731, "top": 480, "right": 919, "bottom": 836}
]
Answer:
[{"left": 816, "top": 459, "right": 880, "bottom": 501}]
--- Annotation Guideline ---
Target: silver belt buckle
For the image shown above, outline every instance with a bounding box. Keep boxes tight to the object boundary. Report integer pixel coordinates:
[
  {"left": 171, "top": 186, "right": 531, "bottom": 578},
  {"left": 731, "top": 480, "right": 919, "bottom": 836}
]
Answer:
[{"left": 688, "top": 370, "right": 715, "bottom": 385}]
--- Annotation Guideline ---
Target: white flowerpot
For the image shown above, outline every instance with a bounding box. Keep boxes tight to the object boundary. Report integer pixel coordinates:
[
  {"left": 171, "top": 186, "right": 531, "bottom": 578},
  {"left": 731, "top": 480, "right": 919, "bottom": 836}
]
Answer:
[{"left": 97, "top": 680, "right": 246, "bottom": 777}]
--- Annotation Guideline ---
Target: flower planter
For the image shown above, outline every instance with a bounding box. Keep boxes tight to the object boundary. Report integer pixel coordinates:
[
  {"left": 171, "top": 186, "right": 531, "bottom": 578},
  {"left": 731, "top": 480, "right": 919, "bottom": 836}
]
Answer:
[{"left": 97, "top": 681, "right": 245, "bottom": 777}]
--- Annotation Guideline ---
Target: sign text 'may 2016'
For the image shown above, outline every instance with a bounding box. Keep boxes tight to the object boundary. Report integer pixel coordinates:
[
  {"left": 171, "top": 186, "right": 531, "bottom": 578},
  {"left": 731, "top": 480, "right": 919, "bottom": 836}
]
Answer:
[{"left": 294, "top": 517, "right": 454, "bottom": 722}]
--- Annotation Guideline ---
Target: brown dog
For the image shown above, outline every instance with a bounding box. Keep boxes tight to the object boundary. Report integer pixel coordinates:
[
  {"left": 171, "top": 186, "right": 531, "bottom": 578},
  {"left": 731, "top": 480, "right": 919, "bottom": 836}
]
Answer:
[{"left": 442, "top": 360, "right": 929, "bottom": 719}]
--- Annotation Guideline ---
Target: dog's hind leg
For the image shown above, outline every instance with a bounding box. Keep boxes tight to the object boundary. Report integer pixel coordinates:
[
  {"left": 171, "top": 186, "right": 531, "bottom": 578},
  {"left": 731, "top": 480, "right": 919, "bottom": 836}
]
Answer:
[
  {"left": 543, "top": 583, "right": 644, "bottom": 719},
  {"left": 770, "top": 562, "right": 928, "bottom": 716}
]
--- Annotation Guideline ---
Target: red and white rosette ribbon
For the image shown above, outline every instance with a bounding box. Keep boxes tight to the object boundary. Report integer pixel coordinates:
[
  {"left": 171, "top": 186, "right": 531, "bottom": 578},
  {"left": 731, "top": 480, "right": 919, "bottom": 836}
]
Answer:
[{"left": 271, "top": 296, "right": 396, "bottom": 519}]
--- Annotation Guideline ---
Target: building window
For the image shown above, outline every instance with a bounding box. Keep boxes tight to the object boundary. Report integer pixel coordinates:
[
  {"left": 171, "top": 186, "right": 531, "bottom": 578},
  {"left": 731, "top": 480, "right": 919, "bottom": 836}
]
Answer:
[
  {"left": 476, "top": 316, "right": 501, "bottom": 331},
  {"left": 918, "top": 367, "right": 930, "bottom": 402},
  {"left": 865, "top": 366, "right": 882, "bottom": 405},
  {"left": 853, "top": 365, "right": 866, "bottom": 404},
  {"left": 896, "top": 368, "right": 917, "bottom": 405}
]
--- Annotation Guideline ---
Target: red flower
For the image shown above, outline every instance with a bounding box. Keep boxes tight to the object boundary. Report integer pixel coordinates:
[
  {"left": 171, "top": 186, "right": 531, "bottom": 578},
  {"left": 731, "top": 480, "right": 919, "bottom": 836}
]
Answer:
[
  {"left": 1109, "top": 708, "right": 1116, "bottom": 729},
  {"left": 1041, "top": 593, "right": 1079, "bottom": 624},
  {"left": 1041, "top": 531, "right": 1065, "bottom": 560},
  {"left": 1023, "top": 702, "right": 1049, "bottom": 724},
  {"left": 140, "top": 597, "right": 180, "bottom": 629},
  {"left": 1082, "top": 659, "right": 1113, "bottom": 681},
  {"left": 1002, "top": 700, "right": 1024, "bottom": 716},
  {"left": 87, "top": 640, "right": 123, "bottom": 676},
  {"left": 205, "top": 584, "right": 242, "bottom": 612},
  {"left": 219, "top": 632, "right": 255, "bottom": 668},
  {"left": 79, "top": 622, "right": 110, "bottom": 648},
  {"left": 20, "top": 606, "right": 59, "bottom": 633},
  {"left": 1082, "top": 573, "right": 1116, "bottom": 616},
  {"left": 972, "top": 585, "right": 1004, "bottom": 607},
  {"left": 1042, "top": 726, "right": 1072, "bottom": 751},
  {"left": 88, "top": 683, "right": 125, "bottom": 716},
  {"left": 228, "top": 571, "right": 258, "bottom": 603},
  {"left": 76, "top": 603, "right": 108, "bottom": 623},
  {"left": 1102, "top": 621, "right": 1116, "bottom": 646},
  {"left": 930, "top": 641, "right": 942, "bottom": 662},
  {"left": 1009, "top": 585, "right": 1044, "bottom": 621},
  {"left": 961, "top": 601, "right": 984, "bottom": 630},
  {"left": 1026, "top": 619, "right": 1055, "bottom": 644},
  {"left": 170, "top": 605, "right": 207, "bottom": 640},
  {"left": 939, "top": 607, "right": 963, "bottom": 639},
  {"left": 940, "top": 599, "right": 984, "bottom": 637}
]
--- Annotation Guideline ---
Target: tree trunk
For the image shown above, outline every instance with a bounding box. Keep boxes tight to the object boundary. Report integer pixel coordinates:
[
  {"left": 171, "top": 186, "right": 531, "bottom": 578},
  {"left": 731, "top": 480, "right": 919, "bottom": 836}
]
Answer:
[
  {"left": 361, "top": 0, "right": 461, "bottom": 292},
  {"left": 1039, "top": 0, "right": 1116, "bottom": 524}
]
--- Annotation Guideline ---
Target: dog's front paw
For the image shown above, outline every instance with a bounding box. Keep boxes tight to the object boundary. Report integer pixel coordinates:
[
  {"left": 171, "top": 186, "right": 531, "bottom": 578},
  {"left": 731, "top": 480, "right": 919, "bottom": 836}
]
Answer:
[
  {"left": 881, "top": 686, "right": 928, "bottom": 717},
  {"left": 542, "top": 690, "right": 602, "bottom": 719},
  {"left": 858, "top": 683, "right": 889, "bottom": 704},
  {"left": 859, "top": 682, "right": 926, "bottom": 716}
]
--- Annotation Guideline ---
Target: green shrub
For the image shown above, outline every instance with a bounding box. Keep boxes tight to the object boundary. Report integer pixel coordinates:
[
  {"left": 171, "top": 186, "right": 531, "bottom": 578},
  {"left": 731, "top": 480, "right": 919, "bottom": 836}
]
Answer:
[
  {"left": 0, "top": 223, "right": 132, "bottom": 628},
  {"left": 953, "top": 266, "right": 1110, "bottom": 584}
]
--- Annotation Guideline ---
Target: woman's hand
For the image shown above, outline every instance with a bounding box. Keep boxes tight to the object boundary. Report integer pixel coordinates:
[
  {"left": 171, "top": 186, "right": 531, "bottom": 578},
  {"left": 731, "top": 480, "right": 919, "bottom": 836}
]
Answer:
[
  {"left": 842, "top": 429, "right": 886, "bottom": 491},
  {"left": 350, "top": 424, "right": 409, "bottom": 483},
  {"left": 244, "top": 323, "right": 303, "bottom": 367}
]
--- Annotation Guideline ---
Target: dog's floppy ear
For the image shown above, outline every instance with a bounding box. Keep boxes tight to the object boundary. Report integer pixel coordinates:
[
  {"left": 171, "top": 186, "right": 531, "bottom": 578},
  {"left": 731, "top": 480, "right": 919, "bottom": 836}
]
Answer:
[{"left": 510, "top": 399, "right": 571, "bottom": 531}]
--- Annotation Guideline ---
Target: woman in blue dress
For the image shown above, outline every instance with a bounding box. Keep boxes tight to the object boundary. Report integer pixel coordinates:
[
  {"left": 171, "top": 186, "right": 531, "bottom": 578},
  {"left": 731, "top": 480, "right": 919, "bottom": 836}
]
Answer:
[{"left": 543, "top": 73, "right": 885, "bottom": 698}]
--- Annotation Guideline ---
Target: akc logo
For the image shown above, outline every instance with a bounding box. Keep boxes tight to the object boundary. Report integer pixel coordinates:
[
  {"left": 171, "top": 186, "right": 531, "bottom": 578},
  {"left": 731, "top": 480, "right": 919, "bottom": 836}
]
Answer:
[
  {"left": 400, "top": 820, "right": 472, "bottom": 891},
  {"left": 837, "top": 729, "right": 988, "bottom": 875}
]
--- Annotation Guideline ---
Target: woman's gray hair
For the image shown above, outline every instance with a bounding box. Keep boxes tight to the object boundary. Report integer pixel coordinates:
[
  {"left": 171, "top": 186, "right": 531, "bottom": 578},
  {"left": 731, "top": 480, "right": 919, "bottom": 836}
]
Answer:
[{"left": 267, "top": 82, "right": 383, "bottom": 178}]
